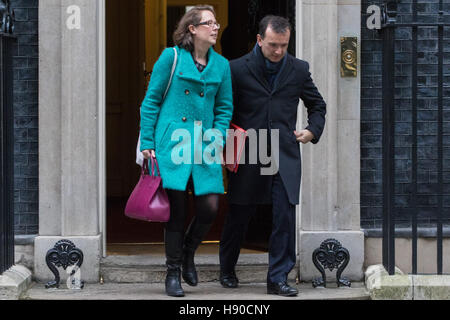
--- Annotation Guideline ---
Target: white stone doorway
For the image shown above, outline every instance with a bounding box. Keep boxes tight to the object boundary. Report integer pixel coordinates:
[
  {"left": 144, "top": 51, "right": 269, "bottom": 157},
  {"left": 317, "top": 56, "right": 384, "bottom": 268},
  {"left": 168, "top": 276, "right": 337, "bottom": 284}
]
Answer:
[{"left": 103, "top": 0, "right": 278, "bottom": 257}]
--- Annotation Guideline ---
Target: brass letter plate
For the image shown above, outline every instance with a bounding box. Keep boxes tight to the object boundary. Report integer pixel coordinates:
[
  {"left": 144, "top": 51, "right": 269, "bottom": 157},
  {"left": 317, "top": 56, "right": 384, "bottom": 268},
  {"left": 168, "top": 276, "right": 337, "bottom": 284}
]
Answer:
[{"left": 340, "top": 37, "right": 357, "bottom": 77}]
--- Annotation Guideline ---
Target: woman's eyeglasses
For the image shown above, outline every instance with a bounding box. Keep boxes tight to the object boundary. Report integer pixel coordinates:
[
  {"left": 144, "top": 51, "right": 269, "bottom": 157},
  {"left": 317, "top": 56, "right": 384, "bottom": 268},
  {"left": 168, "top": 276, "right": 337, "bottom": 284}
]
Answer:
[{"left": 195, "top": 20, "right": 220, "bottom": 29}]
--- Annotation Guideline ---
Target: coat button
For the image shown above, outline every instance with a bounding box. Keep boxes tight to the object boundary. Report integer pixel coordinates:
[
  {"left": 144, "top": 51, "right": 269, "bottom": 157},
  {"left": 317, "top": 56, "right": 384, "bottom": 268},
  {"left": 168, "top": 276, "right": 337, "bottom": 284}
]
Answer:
[
  {"left": 200, "top": 92, "right": 204, "bottom": 97},
  {"left": 182, "top": 117, "right": 187, "bottom": 122},
  {"left": 185, "top": 89, "right": 190, "bottom": 95}
]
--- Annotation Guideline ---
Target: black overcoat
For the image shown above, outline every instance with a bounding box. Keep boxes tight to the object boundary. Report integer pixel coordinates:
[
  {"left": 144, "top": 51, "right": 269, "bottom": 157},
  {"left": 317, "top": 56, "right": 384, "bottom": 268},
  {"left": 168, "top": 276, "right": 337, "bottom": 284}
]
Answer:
[{"left": 227, "top": 50, "right": 327, "bottom": 205}]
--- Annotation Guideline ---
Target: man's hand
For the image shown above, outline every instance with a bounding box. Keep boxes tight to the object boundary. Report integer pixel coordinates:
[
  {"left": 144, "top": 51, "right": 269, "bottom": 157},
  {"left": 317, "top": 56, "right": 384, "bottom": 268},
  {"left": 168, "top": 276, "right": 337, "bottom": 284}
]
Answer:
[
  {"left": 142, "top": 149, "right": 156, "bottom": 159},
  {"left": 294, "top": 129, "right": 315, "bottom": 144}
]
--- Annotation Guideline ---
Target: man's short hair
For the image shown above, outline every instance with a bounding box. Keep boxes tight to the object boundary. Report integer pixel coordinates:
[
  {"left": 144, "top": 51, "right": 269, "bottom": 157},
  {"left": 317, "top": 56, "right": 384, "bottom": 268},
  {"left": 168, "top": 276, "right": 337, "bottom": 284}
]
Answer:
[{"left": 259, "top": 15, "right": 291, "bottom": 38}]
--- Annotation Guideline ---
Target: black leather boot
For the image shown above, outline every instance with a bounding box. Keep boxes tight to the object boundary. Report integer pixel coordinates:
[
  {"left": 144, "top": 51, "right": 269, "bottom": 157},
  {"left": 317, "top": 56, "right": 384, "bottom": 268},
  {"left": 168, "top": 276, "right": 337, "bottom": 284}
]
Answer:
[
  {"left": 182, "top": 220, "right": 212, "bottom": 286},
  {"left": 165, "top": 231, "right": 185, "bottom": 297}
]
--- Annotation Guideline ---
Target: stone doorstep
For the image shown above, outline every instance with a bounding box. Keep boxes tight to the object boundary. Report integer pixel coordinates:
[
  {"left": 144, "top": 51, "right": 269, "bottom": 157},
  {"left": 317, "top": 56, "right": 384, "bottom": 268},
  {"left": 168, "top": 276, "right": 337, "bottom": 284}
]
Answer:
[
  {"left": 100, "top": 253, "right": 359, "bottom": 285},
  {"left": 22, "top": 281, "right": 370, "bottom": 300},
  {"left": 100, "top": 253, "right": 285, "bottom": 284},
  {"left": 0, "top": 265, "right": 33, "bottom": 300},
  {"left": 101, "top": 265, "right": 271, "bottom": 284},
  {"left": 365, "top": 264, "right": 450, "bottom": 300}
]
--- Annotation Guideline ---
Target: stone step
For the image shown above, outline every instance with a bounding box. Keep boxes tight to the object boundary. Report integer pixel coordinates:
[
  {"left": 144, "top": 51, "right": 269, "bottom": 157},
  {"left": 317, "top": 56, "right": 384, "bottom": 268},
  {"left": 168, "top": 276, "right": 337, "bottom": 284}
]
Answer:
[
  {"left": 23, "top": 281, "right": 370, "bottom": 300},
  {"left": 100, "top": 254, "right": 282, "bottom": 284}
]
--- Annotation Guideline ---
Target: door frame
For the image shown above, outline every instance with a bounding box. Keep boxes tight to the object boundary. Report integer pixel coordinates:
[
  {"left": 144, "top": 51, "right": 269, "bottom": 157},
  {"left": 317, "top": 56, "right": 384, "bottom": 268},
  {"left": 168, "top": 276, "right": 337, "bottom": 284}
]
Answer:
[{"left": 98, "top": 0, "right": 107, "bottom": 257}]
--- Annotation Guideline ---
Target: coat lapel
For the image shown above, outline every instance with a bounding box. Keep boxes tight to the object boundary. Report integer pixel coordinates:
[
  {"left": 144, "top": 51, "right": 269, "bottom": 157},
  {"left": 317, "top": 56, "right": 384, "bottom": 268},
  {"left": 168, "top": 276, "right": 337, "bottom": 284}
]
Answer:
[
  {"left": 176, "top": 47, "right": 221, "bottom": 84},
  {"left": 245, "top": 53, "right": 271, "bottom": 93},
  {"left": 177, "top": 48, "right": 201, "bottom": 82}
]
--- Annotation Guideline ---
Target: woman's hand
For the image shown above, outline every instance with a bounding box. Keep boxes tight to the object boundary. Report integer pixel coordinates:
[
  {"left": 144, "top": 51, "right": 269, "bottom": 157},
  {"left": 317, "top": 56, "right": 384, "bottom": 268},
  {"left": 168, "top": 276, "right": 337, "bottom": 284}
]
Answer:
[{"left": 142, "top": 149, "right": 156, "bottom": 159}]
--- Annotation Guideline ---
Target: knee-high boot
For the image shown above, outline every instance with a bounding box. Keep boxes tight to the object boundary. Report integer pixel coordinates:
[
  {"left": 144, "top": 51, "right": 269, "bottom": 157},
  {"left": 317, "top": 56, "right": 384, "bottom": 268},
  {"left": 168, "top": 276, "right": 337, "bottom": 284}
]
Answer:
[
  {"left": 182, "top": 219, "right": 212, "bottom": 286},
  {"left": 165, "top": 230, "right": 185, "bottom": 297}
]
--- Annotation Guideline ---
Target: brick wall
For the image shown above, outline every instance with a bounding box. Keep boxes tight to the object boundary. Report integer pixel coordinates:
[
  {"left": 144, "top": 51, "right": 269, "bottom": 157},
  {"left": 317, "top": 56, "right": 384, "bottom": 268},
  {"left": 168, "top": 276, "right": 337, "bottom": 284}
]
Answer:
[
  {"left": 11, "top": 0, "right": 39, "bottom": 235},
  {"left": 361, "top": 0, "right": 450, "bottom": 230}
]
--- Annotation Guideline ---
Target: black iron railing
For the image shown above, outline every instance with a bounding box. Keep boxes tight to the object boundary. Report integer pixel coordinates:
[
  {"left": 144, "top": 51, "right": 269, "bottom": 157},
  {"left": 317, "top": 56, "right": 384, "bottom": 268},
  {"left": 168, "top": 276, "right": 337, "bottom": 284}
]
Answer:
[
  {"left": 0, "top": 32, "right": 16, "bottom": 274},
  {"left": 380, "top": 0, "right": 450, "bottom": 275}
]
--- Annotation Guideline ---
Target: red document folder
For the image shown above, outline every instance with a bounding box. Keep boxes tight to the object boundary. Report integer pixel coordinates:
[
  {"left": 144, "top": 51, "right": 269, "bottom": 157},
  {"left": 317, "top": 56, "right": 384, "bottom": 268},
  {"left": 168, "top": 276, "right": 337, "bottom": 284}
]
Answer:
[{"left": 224, "top": 123, "right": 248, "bottom": 173}]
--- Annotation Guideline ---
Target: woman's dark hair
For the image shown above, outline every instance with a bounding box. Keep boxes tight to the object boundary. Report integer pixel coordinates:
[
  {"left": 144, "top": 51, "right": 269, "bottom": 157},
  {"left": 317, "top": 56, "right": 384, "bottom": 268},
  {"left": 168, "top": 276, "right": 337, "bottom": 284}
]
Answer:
[
  {"left": 173, "top": 5, "right": 216, "bottom": 52},
  {"left": 258, "top": 15, "right": 291, "bottom": 39}
]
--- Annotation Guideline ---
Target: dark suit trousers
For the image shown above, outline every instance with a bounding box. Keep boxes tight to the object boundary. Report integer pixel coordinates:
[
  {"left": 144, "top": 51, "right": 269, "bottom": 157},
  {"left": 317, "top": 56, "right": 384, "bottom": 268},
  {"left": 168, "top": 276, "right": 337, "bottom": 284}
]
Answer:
[{"left": 220, "top": 173, "right": 296, "bottom": 283}]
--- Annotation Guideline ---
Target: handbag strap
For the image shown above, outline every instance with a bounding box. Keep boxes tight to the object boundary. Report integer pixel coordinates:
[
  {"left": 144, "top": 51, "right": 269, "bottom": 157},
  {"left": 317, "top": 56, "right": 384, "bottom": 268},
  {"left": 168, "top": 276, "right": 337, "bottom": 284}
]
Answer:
[
  {"left": 163, "top": 47, "right": 178, "bottom": 100},
  {"left": 138, "top": 47, "right": 178, "bottom": 156},
  {"left": 144, "top": 49, "right": 176, "bottom": 172}
]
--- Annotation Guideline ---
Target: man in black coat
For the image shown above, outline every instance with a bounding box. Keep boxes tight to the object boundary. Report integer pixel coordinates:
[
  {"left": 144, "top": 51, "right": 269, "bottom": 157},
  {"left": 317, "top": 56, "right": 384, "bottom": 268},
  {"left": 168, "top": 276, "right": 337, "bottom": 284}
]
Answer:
[{"left": 219, "top": 15, "right": 326, "bottom": 296}]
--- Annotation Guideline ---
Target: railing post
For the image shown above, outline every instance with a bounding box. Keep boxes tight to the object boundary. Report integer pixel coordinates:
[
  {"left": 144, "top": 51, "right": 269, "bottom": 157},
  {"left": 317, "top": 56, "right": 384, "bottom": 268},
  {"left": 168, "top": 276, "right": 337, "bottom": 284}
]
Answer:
[
  {"left": 436, "top": 0, "right": 444, "bottom": 275},
  {"left": 0, "top": 4, "right": 16, "bottom": 274},
  {"left": 381, "top": 0, "right": 397, "bottom": 276},
  {"left": 411, "top": 0, "right": 418, "bottom": 275}
]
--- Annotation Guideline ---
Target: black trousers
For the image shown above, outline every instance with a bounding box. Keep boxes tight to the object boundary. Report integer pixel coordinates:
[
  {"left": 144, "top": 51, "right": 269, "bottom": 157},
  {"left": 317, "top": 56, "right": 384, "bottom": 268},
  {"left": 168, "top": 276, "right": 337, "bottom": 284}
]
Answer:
[{"left": 219, "top": 173, "right": 296, "bottom": 283}]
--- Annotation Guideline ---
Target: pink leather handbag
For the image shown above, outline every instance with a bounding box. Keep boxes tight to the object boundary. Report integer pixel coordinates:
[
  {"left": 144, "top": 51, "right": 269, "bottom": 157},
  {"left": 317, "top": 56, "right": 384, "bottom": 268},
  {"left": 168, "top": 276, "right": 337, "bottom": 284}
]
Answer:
[{"left": 125, "top": 158, "right": 170, "bottom": 222}]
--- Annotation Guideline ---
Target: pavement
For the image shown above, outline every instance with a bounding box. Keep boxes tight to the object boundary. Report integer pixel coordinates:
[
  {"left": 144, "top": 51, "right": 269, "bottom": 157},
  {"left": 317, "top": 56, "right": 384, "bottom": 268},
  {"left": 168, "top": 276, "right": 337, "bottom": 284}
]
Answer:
[{"left": 21, "top": 281, "right": 370, "bottom": 300}]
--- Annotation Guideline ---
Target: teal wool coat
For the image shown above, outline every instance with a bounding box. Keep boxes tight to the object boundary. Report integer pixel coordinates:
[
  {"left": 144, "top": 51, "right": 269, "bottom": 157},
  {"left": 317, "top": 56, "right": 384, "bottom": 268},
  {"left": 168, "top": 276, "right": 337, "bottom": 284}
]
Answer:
[{"left": 140, "top": 46, "right": 233, "bottom": 195}]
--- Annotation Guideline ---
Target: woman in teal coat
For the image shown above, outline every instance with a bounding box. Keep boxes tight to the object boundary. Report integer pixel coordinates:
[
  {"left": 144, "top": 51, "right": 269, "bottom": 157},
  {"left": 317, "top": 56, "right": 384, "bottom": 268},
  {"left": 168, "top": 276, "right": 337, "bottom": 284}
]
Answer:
[{"left": 140, "top": 5, "right": 233, "bottom": 297}]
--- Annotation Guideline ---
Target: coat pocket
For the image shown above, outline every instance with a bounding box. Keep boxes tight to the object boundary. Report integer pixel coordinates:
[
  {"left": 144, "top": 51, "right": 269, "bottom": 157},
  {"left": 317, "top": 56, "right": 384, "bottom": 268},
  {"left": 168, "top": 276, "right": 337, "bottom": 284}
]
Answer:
[
  {"left": 158, "top": 122, "right": 174, "bottom": 148},
  {"left": 284, "top": 129, "right": 298, "bottom": 144}
]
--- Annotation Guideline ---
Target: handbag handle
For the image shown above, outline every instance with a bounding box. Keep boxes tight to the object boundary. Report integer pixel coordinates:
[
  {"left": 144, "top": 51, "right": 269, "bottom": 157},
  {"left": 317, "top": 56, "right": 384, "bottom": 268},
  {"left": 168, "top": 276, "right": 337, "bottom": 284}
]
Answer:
[
  {"left": 142, "top": 158, "right": 149, "bottom": 175},
  {"left": 142, "top": 158, "right": 161, "bottom": 177},
  {"left": 150, "top": 157, "right": 161, "bottom": 177}
]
